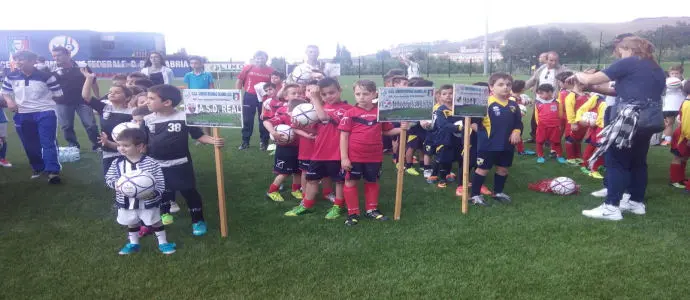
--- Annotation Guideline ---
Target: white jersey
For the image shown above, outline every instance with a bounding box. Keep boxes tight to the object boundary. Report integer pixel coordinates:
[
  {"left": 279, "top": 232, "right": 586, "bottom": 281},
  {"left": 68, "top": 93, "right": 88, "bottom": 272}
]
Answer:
[
  {"left": 663, "top": 80, "right": 687, "bottom": 112},
  {"left": 407, "top": 61, "right": 420, "bottom": 79}
]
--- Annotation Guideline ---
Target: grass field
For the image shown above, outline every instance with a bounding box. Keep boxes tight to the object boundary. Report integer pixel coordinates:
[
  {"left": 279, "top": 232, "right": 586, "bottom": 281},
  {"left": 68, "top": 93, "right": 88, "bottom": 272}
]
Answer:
[
  {"left": 2, "top": 75, "right": 690, "bottom": 299},
  {"left": 378, "top": 108, "right": 434, "bottom": 122}
]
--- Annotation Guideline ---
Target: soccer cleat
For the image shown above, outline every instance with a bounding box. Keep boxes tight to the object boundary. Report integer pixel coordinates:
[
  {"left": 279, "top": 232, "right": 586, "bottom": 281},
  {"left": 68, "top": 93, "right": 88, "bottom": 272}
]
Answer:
[
  {"left": 118, "top": 243, "right": 140, "bottom": 255},
  {"left": 325, "top": 205, "right": 343, "bottom": 220},
  {"left": 324, "top": 193, "right": 336, "bottom": 203},
  {"left": 549, "top": 151, "right": 558, "bottom": 158},
  {"left": 619, "top": 199, "right": 646, "bottom": 215},
  {"left": 161, "top": 213, "right": 174, "bottom": 225},
  {"left": 138, "top": 225, "right": 152, "bottom": 238},
  {"left": 423, "top": 169, "right": 432, "bottom": 179},
  {"left": 169, "top": 202, "right": 181, "bottom": 213},
  {"left": 591, "top": 188, "right": 608, "bottom": 198},
  {"left": 30, "top": 171, "right": 42, "bottom": 179},
  {"left": 470, "top": 195, "right": 489, "bottom": 207},
  {"left": 48, "top": 173, "right": 61, "bottom": 184},
  {"left": 536, "top": 157, "right": 546, "bottom": 164},
  {"left": 266, "top": 144, "right": 276, "bottom": 151},
  {"left": 566, "top": 159, "right": 580, "bottom": 166},
  {"left": 158, "top": 242, "right": 177, "bottom": 255},
  {"left": 522, "top": 150, "right": 536, "bottom": 155},
  {"left": 574, "top": 158, "right": 584, "bottom": 164},
  {"left": 284, "top": 204, "right": 313, "bottom": 216},
  {"left": 557, "top": 157, "right": 567, "bottom": 164},
  {"left": 365, "top": 209, "right": 389, "bottom": 221},
  {"left": 670, "top": 182, "right": 685, "bottom": 189},
  {"left": 259, "top": 141, "right": 268, "bottom": 151},
  {"left": 437, "top": 181, "right": 447, "bottom": 188},
  {"left": 266, "top": 191, "right": 285, "bottom": 202},
  {"left": 192, "top": 221, "right": 207, "bottom": 236},
  {"left": 0, "top": 159, "right": 12, "bottom": 167},
  {"left": 493, "top": 193, "right": 512, "bottom": 204},
  {"left": 405, "top": 168, "right": 420, "bottom": 176},
  {"left": 660, "top": 140, "right": 671, "bottom": 146},
  {"left": 455, "top": 185, "right": 464, "bottom": 197},
  {"left": 446, "top": 173, "right": 457, "bottom": 182},
  {"left": 589, "top": 171, "right": 604, "bottom": 179},
  {"left": 582, "top": 203, "right": 623, "bottom": 221},
  {"left": 480, "top": 185, "right": 493, "bottom": 196},
  {"left": 426, "top": 176, "right": 438, "bottom": 184},
  {"left": 291, "top": 190, "right": 304, "bottom": 200},
  {"left": 580, "top": 166, "right": 591, "bottom": 175},
  {"left": 345, "top": 214, "right": 360, "bottom": 226},
  {"left": 238, "top": 142, "right": 249, "bottom": 150}
]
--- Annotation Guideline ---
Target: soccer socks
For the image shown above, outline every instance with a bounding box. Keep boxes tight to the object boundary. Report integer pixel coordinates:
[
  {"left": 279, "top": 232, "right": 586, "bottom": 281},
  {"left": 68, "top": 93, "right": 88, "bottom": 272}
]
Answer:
[
  {"left": 344, "top": 185, "right": 360, "bottom": 215},
  {"left": 153, "top": 226, "right": 168, "bottom": 245},
  {"left": 574, "top": 141, "right": 582, "bottom": 158},
  {"left": 438, "top": 163, "right": 451, "bottom": 183},
  {"left": 364, "top": 183, "right": 380, "bottom": 212},
  {"left": 268, "top": 184, "right": 280, "bottom": 193},
  {"left": 128, "top": 227, "right": 139, "bottom": 244},
  {"left": 471, "top": 173, "right": 487, "bottom": 196},
  {"left": 670, "top": 163, "right": 685, "bottom": 183},
  {"left": 536, "top": 143, "right": 545, "bottom": 157},
  {"left": 291, "top": 184, "right": 301, "bottom": 192},
  {"left": 180, "top": 189, "right": 204, "bottom": 223},
  {"left": 322, "top": 187, "right": 333, "bottom": 197},
  {"left": 494, "top": 174, "right": 508, "bottom": 194},
  {"left": 552, "top": 142, "right": 563, "bottom": 157},
  {"left": 334, "top": 198, "right": 345, "bottom": 207},
  {"left": 516, "top": 140, "right": 525, "bottom": 153}
]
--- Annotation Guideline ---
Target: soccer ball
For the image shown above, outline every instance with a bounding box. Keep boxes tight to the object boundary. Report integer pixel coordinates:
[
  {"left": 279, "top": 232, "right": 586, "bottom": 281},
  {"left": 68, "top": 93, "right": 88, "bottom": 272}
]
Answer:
[
  {"left": 581, "top": 111, "right": 598, "bottom": 126},
  {"left": 453, "top": 120, "right": 464, "bottom": 137},
  {"left": 271, "top": 124, "right": 295, "bottom": 145},
  {"left": 115, "top": 169, "right": 156, "bottom": 198},
  {"left": 111, "top": 122, "right": 140, "bottom": 141},
  {"left": 291, "top": 103, "right": 318, "bottom": 128},
  {"left": 667, "top": 77, "right": 682, "bottom": 89},
  {"left": 550, "top": 177, "right": 576, "bottom": 195},
  {"left": 518, "top": 104, "right": 527, "bottom": 117}
]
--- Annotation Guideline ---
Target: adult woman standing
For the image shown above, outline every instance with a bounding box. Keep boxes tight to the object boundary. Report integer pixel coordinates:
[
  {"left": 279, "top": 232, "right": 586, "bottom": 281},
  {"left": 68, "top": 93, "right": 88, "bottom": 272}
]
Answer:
[
  {"left": 141, "top": 52, "right": 174, "bottom": 85},
  {"left": 236, "top": 51, "right": 274, "bottom": 150},
  {"left": 572, "top": 37, "right": 666, "bottom": 221}
]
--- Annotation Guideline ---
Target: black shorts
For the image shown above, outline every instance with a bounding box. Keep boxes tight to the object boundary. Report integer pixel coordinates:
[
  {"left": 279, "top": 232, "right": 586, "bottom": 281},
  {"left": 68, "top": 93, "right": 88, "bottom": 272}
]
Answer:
[
  {"left": 342, "top": 162, "right": 382, "bottom": 182},
  {"left": 435, "top": 145, "right": 459, "bottom": 164},
  {"left": 306, "top": 160, "right": 344, "bottom": 182},
  {"left": 162, "top": 161, "right": 197, "bottom": 191},
  {"left": 461, "top": 145, "right": 478, "bottom": 169},
  {"left": 424, "top": 142, "right": 437, "bottom": 156},
  {"left": 406, "top": 133, "right": 425, "bottom": 151},
  {"left": 274, "top": 146, "right": 300, "bottom": 175},
  {"left": 664, "top": 111, "right": 679, "bottom": 118},
  {"left": 298, "top": 159, "right": 311, "bottom": 172},
  {"left": 476, "top": 150, "right": 514, "bottom": 169}
]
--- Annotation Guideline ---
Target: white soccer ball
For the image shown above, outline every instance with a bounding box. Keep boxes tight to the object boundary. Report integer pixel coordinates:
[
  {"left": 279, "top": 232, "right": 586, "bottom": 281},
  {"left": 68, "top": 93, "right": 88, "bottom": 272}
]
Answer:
[
  {"left": 581, "top": 111, "right": 598, "bottom": 126},
  {"left": 115, "top": 169, "right": 156, "bottom": 198},
  {"left": 111, "top": 122, "right": 140, "bottom": 141},
  {"left": 667, "top": 77, "right": 682, "bottom": 89},
  {"left": 453, "top": 120, "right": 464, "bottom": 137},
  {"left": 291, "top": 103, "right": 319, "bottom": 128},
  {"left": 518, "top": 104, "right": 527, "bottom": 117},
  {"left": 270, "top": 124, "right": 295, "bottom": 145},
  {"left": 550, "top": 177, "right": 577, "bottom": 195}
]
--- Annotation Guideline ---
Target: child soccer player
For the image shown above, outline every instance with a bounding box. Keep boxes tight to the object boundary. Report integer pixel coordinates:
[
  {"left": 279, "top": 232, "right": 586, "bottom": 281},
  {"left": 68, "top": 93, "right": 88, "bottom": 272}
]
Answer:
[
  {"left": 422, "top": 89, "right": 443, "bottom": 181},
  {"left": 132, "top": 106, "right": 151, "bottom": 125},
  {"left": 285, "top": 78, "right": 352, "bottom": 218},
  {"left": 184, "top": 56, "right": 215, "bottom": 137},
  {"left": 576, "top": 93, "right": 606, "bottom": 179},
  {"left": 533, "top": 84, "right": 565, "bottom": 164},
  {"left": 271, "top": 71, "right": 285, "bottom": 93},
  {"left": 126, "top": 72, "right": 149, "bottom": 88},
  {"left": 263, "top": 84, "right": 304, "bottom": 202},
  {"left": 340, "top": 80, "right": 402, "bottom": 226},
  {"left": 0, "top": 105, "right": 10, "bottom": 167},
  {"left": 112, "top": 74, "right": 128, "bottom": 86},
  {"left": 81, "top": 69, "right": 135, "bottom": 176},
  {"left": 144, "top": 84, "right": 224, "bottom": 235},
  {"left": 469, "top": 73, "right": 522, "bottom": 206},
  {"left": 669, "top": 81, "right": 690, "bottom": 188},
  {"left": 428, "top": 84, "right": 462, "bottom": 188},
  {"left": 402, "top": 79, "right": 433, "bottom": 176},
  {"left": 563, "top": 78, "right": 589, "bottom": 165},
  {"left": 105, "top": 128, "right": 175, "bottom": 255},
  {"left": 510, "top": 80, "right": 535, "bottom": 156},
  {"left": 662, "top": 65, "right": 686, "bottom": 146}
]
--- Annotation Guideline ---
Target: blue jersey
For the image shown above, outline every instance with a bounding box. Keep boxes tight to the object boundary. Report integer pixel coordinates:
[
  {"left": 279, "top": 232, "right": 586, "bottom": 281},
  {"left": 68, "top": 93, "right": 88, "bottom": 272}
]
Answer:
[
  {"left": 184, "top": 71, "right": 214, "bottom": 89},
  {"left": 430, "top": 104, "right": 461, "bottom": 147},
  {"left": 0, "top": 107, "right": 6, "bottom": 123},
  {"left": 476, "top": 96, "right": 523, "bottom": 151}
]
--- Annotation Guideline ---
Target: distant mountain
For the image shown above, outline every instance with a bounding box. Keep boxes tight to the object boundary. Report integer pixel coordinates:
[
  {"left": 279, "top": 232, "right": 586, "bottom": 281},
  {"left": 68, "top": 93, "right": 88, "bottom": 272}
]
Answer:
[{"left": 387, "top": 17, "right": 690, "bottom": 55}]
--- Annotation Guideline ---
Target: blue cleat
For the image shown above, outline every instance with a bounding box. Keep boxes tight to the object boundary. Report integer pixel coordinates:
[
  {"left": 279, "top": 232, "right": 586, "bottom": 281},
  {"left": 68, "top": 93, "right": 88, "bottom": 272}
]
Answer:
[
  {"left": 557, "top": 157, "right": 567, "bottom": 164},
  {"left": 536, "top": 157, "right": 546, "bottom": 164},
  {"left": 118, "top": 243, "right": 140, "bottom": 255},
  {"left": 192, "top": 221, "right": 207, "bottom": 236},
  {"left": 158, "top": 243, "right": 177, "bottom": 255}
]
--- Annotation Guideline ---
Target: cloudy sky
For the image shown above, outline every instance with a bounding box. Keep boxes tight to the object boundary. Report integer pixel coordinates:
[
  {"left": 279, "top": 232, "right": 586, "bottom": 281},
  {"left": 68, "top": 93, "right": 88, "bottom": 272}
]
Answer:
[{"left": 3, "top": 0, "right": 686, "bottom": 62}]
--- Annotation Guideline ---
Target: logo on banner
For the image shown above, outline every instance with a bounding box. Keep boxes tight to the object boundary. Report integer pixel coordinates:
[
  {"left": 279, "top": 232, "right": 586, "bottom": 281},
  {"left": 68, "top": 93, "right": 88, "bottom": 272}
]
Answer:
[
  {"left": 8, "top": 36, "right": 30, "bottom": 54},
  {"left": 49, "top": 36, "right": 80, "bottom": 57}
]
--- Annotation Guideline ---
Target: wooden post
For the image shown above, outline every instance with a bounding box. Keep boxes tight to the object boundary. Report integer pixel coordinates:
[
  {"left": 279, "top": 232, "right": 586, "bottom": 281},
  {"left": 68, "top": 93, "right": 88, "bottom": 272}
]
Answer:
[
  {"left": 461, "top": 117, "right": 471, "bottom": 214},
  {"left": 213, "top": 128, "right": 228, "bottom": 237},
  {"left": 394, "top": 128, "right": 408, "bottom": 220}
]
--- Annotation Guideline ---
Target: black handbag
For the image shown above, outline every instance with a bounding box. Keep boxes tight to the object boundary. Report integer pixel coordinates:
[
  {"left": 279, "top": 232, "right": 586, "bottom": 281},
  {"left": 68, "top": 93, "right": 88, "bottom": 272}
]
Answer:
[{"left": 632, "top": 99, "right": 664, "bottom": 134}]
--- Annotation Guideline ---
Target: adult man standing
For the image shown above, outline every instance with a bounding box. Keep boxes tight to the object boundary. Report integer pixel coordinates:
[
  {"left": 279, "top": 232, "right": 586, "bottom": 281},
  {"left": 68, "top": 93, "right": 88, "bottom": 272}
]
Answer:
[
  {"left": 287, "top": 45, "right": 324, "bottom": 84},
  {"left": 51, "top": 46, "right": 100, "bottom": 151},
  {"left": 524, "top": 51, "right": 569, "bottom": 142},
  {"left": 236, "top": 51, "right": 274, "bottom": 150},
  {"left": 2, "top": 50, "right": 63, "bottom": 183}
]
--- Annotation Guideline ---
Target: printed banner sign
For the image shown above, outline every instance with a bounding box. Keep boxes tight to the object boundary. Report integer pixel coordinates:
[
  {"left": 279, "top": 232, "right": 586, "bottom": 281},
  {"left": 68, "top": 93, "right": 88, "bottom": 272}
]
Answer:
[
  {"left": 453, "top": 84, "right": 489, "bottom": 117},
  {"left": 377, "top": 87, "right": 435, "bottom": 122},
  {"left": 184, "top": 89, "right": 243, "bottom": 128}
]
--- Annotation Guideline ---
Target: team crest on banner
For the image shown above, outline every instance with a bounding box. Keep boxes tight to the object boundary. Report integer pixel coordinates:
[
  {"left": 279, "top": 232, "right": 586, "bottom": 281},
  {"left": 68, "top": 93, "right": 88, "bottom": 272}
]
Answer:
[
  {"left": 49, "top": 36, "right": 80, "bottom": 57},
  {"left": 8, "top": 36, "right": 30, "bottom": 55}
]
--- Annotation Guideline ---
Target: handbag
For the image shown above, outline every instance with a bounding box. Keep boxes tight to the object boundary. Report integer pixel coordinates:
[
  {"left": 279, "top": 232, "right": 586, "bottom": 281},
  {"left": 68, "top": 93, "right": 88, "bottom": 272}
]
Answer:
[{"left": 632, "top": 99, "right": 664, "bottom": 134}]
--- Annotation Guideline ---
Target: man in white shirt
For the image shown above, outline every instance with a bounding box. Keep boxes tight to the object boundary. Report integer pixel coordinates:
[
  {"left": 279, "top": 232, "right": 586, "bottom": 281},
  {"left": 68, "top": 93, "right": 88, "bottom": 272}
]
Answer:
[
  {"left": 398, "top": 55, "right": 420, "bottom": 79},
  {"left": 287, "top": 45, "right": 324, "bottom": 84},
  {"left": 524, "top": 51, "right": 569, "bottom": 142}
]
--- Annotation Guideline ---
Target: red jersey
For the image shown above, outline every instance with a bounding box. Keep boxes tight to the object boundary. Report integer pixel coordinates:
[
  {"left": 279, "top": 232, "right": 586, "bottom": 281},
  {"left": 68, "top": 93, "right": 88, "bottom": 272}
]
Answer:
[
  {"left": 565, "top": 92, "right": 590, "bottom": 124},
  {"left": 338, "top": 106, "right": 393, "bottom": 163},
  {"left": 267, "top": 106, "right": 298, "bottom": 147},
  {"left": 535, "top": 99, "right": 561, "bottom": 127},
  {"left": 311, "top": 101, "right": 353, "bottom": 161},
  {"left": 238, "top": 65, "right": 274, "bottom": 94},
  {"left": 298, "top": 125, "right": 317, "bottom": 160},
  {"left": 261, "top": 98, "right": 287, "bottom": 120}
]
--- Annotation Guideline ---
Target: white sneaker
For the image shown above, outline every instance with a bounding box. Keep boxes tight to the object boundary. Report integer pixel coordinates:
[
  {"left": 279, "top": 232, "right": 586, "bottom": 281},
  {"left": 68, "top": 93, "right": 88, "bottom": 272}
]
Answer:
[
  {"left": 423, "top": 169, "right": 432, "bottom": 179},
  {"left": 582, "top": 203, "right": 622, "bottom": 221},
  {"left": 619, "top": 199, "right": 645, "bottom": 215},
  {"left": 621, "top": 193, "right": 631, "bottom": 202},
  {"left": 170, "top": 202, "right": 181, "bottom": 213},
  {"left": 591, "top": 188, "right": 608, "bottom": 198}
]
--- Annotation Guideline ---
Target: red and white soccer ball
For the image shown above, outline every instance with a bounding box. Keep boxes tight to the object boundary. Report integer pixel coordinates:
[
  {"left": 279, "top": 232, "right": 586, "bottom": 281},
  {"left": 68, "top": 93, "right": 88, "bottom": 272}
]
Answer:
[
  {"left": 291, "top": 103, "right": 319, "bottom": 128},
  {"left": 111, "top": 122, "right": 140, "bottom": 141},
  {"left": 550, "top": 177, "right": 576, "bottom": 195},
  {"left": 115, "top": 169, "right": 156, "bottom": 198},
  {"left": 667, "top": 77, "right": 682, "bottom": 89},
  {"left": 271, "top": 124, "right": 295, "bottom": 145},
  {"left": 581, "top": 111, "right": 598, "bottom": 127}
]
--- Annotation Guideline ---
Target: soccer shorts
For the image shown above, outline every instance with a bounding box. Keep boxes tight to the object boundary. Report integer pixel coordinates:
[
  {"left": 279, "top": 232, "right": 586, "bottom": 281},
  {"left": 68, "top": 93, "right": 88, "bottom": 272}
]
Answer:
[
  {"left": 406, "top": 133, "right": 424, "bottom": 151},
  {"left": 342, "top": 162, "right": 382, "bottom": 182},
  {"left": 435, "top": 145, "right": 459, "bottom": 164},
  {"left": 117, "top": 205, "right": 161, "bottom": 226},
  {"left": 476, "top": 150, "right": 514, "bottom": 169},
  {"left": 306, "top": 160, "right": 344, "bottom": 182},
  {"left": 161, "top": 161, "right": 197, "bottom": 191},
  {"left": 564, "top": 123, "right": 587, "bottom": 142},
  {"left": 536, "top": 126, "right": 561, "bottom": 144},
  {"left": 299, "top": 159, "right": 311, "bottom": 172},
  {"left": 274, "top": 146, "right": 300, "bottom": 175},
  {"left": 671, "top": 127, "right": 690, "bottom": 158},
  {"left": 585, "top": 127, "right": 602, "bottom": 146},
  {"left": 424, "top": 142, "right": 437, "bottom": 156}
]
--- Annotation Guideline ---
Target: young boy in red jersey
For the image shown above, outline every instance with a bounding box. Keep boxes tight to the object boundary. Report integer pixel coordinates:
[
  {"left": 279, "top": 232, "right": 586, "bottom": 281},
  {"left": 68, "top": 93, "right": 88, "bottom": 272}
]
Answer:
[
  {"left": 285, "top": 78, "right": 352, "bottom": 218},
  {"left": 510, "top": 80, "right": 535, "bottom": 156},
  {"left": 340, "top": 80, "right": 403, "bottom": 226},
  {"left": 576, "top": 93, "right": 606, "bottom": 179},
  {"left": 669, "top": 82, "right": 690, "bottom": 189},
  {"left": 533, "top": 84, "right": 566, "bottom": 164},
  {"left": 563, "top": 79, "right": 590, "bottom": 165}
]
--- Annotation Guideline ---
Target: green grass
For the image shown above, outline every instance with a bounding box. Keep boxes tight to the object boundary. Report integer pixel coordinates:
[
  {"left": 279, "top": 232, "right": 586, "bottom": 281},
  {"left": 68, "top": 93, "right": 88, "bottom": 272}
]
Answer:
[
  {"left": 2, "top": 75, "right": 690, "bottom": 299},
  {"left": 379, "top": 108, "right": 434, "bottom": 122},
  {"left": 186, "top": 112, "right": 242, "bottom": 128}
]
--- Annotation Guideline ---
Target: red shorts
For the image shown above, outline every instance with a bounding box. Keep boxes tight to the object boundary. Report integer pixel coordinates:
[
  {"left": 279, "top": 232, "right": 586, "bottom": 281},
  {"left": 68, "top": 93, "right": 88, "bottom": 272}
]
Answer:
[
  {"left": 671, "top": 127, "right": 690, "bottom": 158},
  {"left": 585, "top": 127, "right": 603, "bottom": 146},
  {"left": 565, "top": 123, "right": 587, "bottom": 141},
  {"left": 536, "top": 126, "right": 561, "bottom": 144}
]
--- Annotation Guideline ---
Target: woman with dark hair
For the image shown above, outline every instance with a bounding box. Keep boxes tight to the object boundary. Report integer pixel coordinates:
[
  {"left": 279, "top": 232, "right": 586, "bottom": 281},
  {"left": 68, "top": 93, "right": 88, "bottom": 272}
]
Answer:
[
  {"left": 141, "top": 52, "right": 174, "bottom": 85},
  {"left": 571, "top": 36, "right": 666, "bottom": 220}
]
